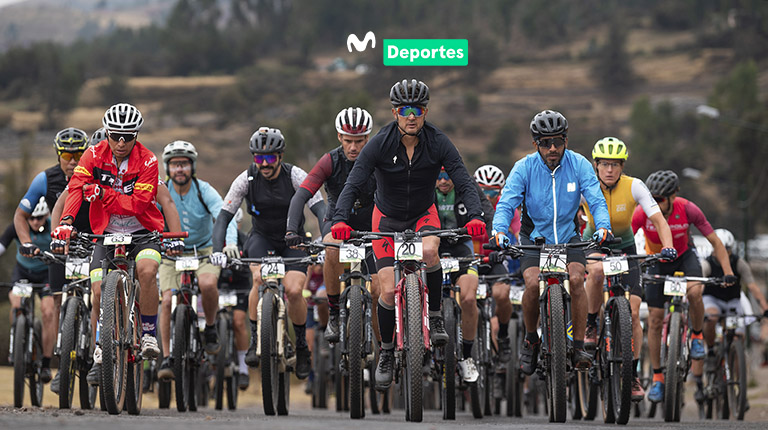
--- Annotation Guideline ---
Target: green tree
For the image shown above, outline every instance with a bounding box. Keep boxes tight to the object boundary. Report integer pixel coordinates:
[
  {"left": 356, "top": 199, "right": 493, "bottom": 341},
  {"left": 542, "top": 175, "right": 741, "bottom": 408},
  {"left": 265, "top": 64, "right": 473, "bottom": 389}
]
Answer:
[{"left": 592, "top": 22, "right": 638, "bottom": 95}]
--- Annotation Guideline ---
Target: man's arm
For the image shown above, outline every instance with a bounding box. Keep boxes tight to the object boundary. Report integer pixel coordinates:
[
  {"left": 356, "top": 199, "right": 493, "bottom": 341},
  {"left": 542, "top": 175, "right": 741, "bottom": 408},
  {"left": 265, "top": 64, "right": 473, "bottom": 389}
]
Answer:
[
  {"left": 157, "top": 182, "right": 181, "bottom": 232},
  {"left": 647, "top": 212, "right": 674, "bottom": 249},
  {"left": 705, "top": 231, "right": 734, "bottom": 276},
  {"left": 99, "top": 157, "right": 159, "bottom": 217},
  {"left": 331, "top": 142, "right": 377, "bottom": 224},
  {"left": 14, "top": 171, "right": 48, "bottom": 244},
  {"left": 0, "top": 223, "right": 17, "bottom": 257},
  {"left": 577, "top": 156, "right": 610, "bottom": 231},
  {"left": 738, "top": 258, "right": 768, "bottom": 312},
  {"left": 289, "top": 163, "right": 328, "bottom": 234},
  {"left": 287, "top": 154, "right": 332, "bottom": 234}
]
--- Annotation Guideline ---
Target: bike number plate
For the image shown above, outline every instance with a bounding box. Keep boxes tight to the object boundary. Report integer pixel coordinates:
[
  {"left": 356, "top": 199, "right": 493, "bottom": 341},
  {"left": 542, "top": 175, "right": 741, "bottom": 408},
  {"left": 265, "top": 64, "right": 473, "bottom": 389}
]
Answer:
[
  {"left": 395, "top": 234, "right": 423, "bottom": 260},
  {"left": 339, "top": 243, "right": 365, "bottom": 263},
  {"left": 725, "top": 316, "right": 741, "bottom": 330},
  {"left": 65, "top": 256, "right": 90, "bottom": 279},
  {"left": 12, "top": 282, "right": 33, "bottom": 298},
  {"left": 509, "top": 286, "right": 524, "bottom": 304},
  {"left": 663, "top": 276, "right": 686, "bottom": 296},
  {"left": 261, "top": 261, "right": 286, "bottom": 279},
  {"left": 602, "top": 256, "right": 629, "bottom": 276},
  {"left": 539, "top": 247, "right": 567, "bottom": 273},
  {"left": 103, "top": 233, "right": 132, "bottom": 245},
  {"left": 219, "top": 291, "right": 238, "bottom": 307},
  {"left": 440, "top": 258, "right": 459, "bottom": 273},
  {"left": 175, "top": 257, "right": 200, "bottom": 272},
  {"left": 476, "top": 282, "right": 488, "bottom": 299}
]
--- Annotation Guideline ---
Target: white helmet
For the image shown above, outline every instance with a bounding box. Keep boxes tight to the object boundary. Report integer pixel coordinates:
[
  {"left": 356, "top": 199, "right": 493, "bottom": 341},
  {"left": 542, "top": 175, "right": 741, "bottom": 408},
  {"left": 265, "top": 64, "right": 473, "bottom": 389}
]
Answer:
[
  {"left": 91, "top": 127, "right": 108, "bottom": 145},
  {"left": 162, "top": 140, "right": 198, "bottom": 173},
  {"left": 234, "top": 208, "right": 243, "bottom": 225},
  {"left": 715, "top": 228, "right": 735, "bottom": 251},
  {"left": 102, "top": 103, "right": 144, "bottom": 132},
  {"left": 474, "top": 165, "right": 506, "bottom": 188},
  {"left": 335, "top": 107, "right": 373, "bottom": 136},
  {"left": 31, "top": 197, "right": 49, "bottom": 218}
]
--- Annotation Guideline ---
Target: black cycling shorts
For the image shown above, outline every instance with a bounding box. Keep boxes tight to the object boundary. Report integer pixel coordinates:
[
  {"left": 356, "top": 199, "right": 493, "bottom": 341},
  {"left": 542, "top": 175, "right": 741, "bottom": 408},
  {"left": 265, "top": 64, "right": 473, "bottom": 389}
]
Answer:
[
  {"left": 586, "top": 245, "right": 642, "bottom": 297},
  {"left": 644, "top": 248, "right": 702, "bottom": 309},
  {"left": 11, "top": 264, "right": 51, "bottom": 297},
  {"left": 243, "top": 231, "right": 308, "bottom": 274}
]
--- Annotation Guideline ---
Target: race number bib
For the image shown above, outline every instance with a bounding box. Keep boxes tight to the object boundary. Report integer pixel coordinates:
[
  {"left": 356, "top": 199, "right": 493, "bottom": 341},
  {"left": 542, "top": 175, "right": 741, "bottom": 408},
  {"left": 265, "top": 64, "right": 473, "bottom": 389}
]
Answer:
[
  {"left": 395, "top": 234, "right": 423, "bottom": 260},
  {"left": 65, "top": 256, "right": 90, "bottom": 279},
  {"left": 663, "top": 277, "right": 686, "bottom": 296},
  {"left": 12, "top": 282, "right": 33, "bottom": 298},
  {"left": 103, "top": 233, "right": 132, "bottom": 245},
  {"left": 602, "top": 256, "right": 629, "bottom": 276},
  {"left": 175, "top": 257, "right": 200, "bottom": 272},
  {"left": 440, "top": 258, "right": 460, "bottom": 273},
  {"left": 725, "top": 316, "right": 741, "bottom": 330},
  {"left": 340, "top": 243, "right": 365, "bottom": 263},
  {"left": 476, "top": 282, "right": 488, "bottom": 299},
  {"left": 261, "top": 259, "right": 286, "bottom": 279},
  {"left": 509, "top": 286, "right": 524, "bottom": 305},
  {"left": 539, "top": 247, "right": 567, "bottom": 273},
  {"left": 218, "top": 291, "right": 238, "bottom": 307}
]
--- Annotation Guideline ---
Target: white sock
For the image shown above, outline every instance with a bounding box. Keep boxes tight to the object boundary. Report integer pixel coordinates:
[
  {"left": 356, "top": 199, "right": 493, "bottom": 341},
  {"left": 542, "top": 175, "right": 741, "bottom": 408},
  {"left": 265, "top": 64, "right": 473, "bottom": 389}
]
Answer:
[{"left": 238, "top": 350, "right": 247, "bottom": 374}]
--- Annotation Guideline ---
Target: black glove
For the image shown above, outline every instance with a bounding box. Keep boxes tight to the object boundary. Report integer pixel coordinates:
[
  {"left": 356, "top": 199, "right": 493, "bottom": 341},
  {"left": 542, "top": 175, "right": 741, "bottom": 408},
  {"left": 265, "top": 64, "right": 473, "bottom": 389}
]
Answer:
[
  {"left": 285, "top": 231, "right": 303, "bottom": 247},
  {"left": 723, "top": 274, "right": 738, "bottom": 287},
  {"left": 660, "top": 247, "right": 678, "bottom": 262},
  {"left": 19, "top": 242, "right": 39, "bottom": 257},
  {"left": 488, "top": 251, "right": 505, "bottom": 264},
  {"left": 763, "top": 309, "right": 768, "bottom": 319}
]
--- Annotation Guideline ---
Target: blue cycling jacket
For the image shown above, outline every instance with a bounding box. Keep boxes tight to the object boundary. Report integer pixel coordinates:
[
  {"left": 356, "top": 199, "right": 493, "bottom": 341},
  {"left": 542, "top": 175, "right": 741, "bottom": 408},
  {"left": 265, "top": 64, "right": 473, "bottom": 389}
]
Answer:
[{"left": 493, "top": 150, "right": 610, "bottom": 244}]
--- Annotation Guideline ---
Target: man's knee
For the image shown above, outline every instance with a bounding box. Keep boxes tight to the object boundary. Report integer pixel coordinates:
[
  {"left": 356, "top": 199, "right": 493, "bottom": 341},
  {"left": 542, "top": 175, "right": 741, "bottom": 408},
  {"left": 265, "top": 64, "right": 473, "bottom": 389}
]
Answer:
[{"left": 687, "top": 284, "right": 703, "bottom": 302}]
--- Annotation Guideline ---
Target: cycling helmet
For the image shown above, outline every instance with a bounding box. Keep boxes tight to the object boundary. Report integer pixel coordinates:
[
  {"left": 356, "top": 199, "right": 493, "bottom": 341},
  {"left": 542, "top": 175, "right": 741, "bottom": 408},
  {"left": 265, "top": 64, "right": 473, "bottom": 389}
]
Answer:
[
  {"left": 54, "top": 127, "right": 89, "bottom": 152},
  {"left": 162, "top": 140, "right": 198, "bottom": 173},
  {"left": 31, "top": 197, "right": 49, "bottom": 217},
  {"left": 715, "top": 228, "right": 735, "bottom": 251},
  {"left": 645, "top": 170, "right": 679, "bottom": 197},
  {"left": 249, "top": 127, "right": 285, "bottom": 154},
  {"left": 234, "top": 208, "right": 244, "bottom": 225},
  {"left": 390, "top": 79, "right": 430, "bottom": 107},
  {"left": 335, "top": 107, "right": 373, "bottom": 136},
  {"left": 592, "top": 137, "right": 628, "bottom": 160},
  {"left": 91, "top": 127, "right": 108, "bottom": 145},
  {"left": 530, "top": 110, "right": 568, "bottom": 140},
  {"left": 474, "top": 165, "right": 506, "bottom": 188},
  {"left": 102, "top": 103, "right": 144, "bottom": 132}
]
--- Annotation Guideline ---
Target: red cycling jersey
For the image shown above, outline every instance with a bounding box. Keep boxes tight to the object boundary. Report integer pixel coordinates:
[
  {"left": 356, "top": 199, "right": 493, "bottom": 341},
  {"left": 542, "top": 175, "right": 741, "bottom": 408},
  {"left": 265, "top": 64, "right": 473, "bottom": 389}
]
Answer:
[
  {"left": 631, "top": 196, "right": 714, "bottom": 255},
  {"left": 61, "top": 141, "right": 164, "bottom": 234}
]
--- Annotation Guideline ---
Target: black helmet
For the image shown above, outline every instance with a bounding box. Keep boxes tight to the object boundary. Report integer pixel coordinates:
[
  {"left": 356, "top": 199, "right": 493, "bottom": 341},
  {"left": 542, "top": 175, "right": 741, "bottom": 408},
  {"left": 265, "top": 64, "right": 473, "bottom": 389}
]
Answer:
[
  {"left": 249, "top": 127, "right": 285, "bottom": 154},
  {"left": 646, "top": 170, "right": 679, "bottom": 197},
  {"left": 390, "top": 79, "right": 429, "bottom": 107},
  {"left": 530, "top": 110, "right": 568, "bottom": 140}
]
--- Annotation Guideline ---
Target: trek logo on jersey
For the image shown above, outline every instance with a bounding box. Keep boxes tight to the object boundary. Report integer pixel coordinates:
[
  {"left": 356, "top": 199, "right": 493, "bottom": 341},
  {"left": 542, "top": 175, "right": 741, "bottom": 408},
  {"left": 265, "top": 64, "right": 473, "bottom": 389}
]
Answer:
[
  {"left": 616, "top": 204, "right": 626, "bottom": 212},
  {"left": 567, "top": 182, "right": 576, "bottom": 192}
]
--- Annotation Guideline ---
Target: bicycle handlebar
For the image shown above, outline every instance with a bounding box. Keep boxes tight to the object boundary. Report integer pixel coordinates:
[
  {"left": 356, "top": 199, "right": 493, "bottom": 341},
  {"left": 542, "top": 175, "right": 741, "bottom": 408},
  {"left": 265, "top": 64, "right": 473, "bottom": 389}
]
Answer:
[{"left": 350, "top": 227, "right": 468, "bottom": 240}]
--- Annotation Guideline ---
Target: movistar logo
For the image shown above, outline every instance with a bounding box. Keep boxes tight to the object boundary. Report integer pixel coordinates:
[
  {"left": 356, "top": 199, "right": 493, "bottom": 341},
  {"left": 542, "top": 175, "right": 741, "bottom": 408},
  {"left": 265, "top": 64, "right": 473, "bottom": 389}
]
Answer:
[{"left": 347, "top": 31, "right": 376, "bottom": 53}]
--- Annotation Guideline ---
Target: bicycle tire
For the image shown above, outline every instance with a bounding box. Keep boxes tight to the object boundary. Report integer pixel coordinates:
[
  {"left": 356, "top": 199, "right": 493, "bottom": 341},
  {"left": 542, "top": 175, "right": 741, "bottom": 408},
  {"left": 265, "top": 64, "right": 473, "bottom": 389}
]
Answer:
[
  {"left": 260, "top": 290, "right": 279, "bottom": 415},
  {"left": 29, "top": 319, "right": 44, "bottom": 407},
  {"left": 59, "top": 298, "right": 82, "bottom": 409},
  {"left": 101, "top": 271, "right": 128, "bottom": 414},
  {"left": 470, "top": 340, "right": 484, "bottom": 418},
  {"left": 547, "top": 287, "right": 567, "bottom": 423},
  {"left": 609, "top": 299, "right": 633, "bottom": 424},
  {"left": 13, "top": 314, "right": 26, "bottom": 408},
  {"left": 570, "top": 370, "right": 583, "bottom": 420},
  {"left": 173, "top": 304, "right": 191, "bottom": 412},
  {"left": 187, "top": 332, "right": 198, "bottom": 413},
  {"left": 334, "top": 343, "right": 347, "bottom": 412},
  {"left": 506, "top": 318, "right": 523, "bottom": 417},
  {"left": 728, "top": 338, "right": 748, "bottom": 420},
  {"left": 79, "top": 310, "right": 96, "bottom": 410},
  {"left": 480, "top": 318, "right": 493, "bottom": 417},
  {"left": 663, "top": 311, "right": 682, "bottom": 422},
  {"left": 312, "top": 330, "right": 328, "bottom": 409},
  {"left": 441, "top": 297, "right": 457, "bottom": 420},
  {"left": 158, "top": 379, "right": 171, "bottom": 408},
  {"left": 277, "top": 371, "right": 290, "bottom": 415},
  {"left": 583, "top": 366, "right": 599, "bottom": 420},
  {"left": 348, "top": 286, "right": 365, "bottom": 419},
  {"left": 404, "top": 272, "right": 424, "bottom": 422},
  {"left": 81, "top": 370, "right": 96, "bottom": 410},
  {"left": 214, "top": 316, "right": 229, "bottom": 410},
  {"left": 124, "top": 296, "right": 144, "bottom": 415}
]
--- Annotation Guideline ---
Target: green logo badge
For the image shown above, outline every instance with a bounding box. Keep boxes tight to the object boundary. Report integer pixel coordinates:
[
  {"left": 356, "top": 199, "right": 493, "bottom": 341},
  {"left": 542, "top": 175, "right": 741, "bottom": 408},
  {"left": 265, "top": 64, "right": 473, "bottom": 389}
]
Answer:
[{"left": 383, "top": 39, "right": 468, "bottom": 66}]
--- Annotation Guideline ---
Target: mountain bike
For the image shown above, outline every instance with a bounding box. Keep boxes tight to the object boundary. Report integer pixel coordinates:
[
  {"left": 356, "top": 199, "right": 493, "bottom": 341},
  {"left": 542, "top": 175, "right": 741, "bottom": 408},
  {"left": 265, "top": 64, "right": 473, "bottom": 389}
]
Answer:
[
  {"left": 496, "top": 272, "right": 525, "bottom": 418},
  {"left": 164, "top": 253, "right": 210, "bottom": 412},
  {"left": 473, "top": 266, "right": 499, "bottom": 418},
  {"left": 641, "top": 272, "right": 719, "bottom": 422},
  {"left": 212, "top": 284, "right": 249, "bottom": 410},
  {"left": 351, "top": 228, "right": 467, "bottom": 422},
  {"left": 234, "top": 251, "right": 320, "bottom": 415},
  {"left": 4, "top": 279, "right": 47, "bottom": 408},
  {"left": 583, "top": 251, "right": 659, "bottom": 424},
  {"left": 71, "top": 230, "right": 187, "bottom": 415}
]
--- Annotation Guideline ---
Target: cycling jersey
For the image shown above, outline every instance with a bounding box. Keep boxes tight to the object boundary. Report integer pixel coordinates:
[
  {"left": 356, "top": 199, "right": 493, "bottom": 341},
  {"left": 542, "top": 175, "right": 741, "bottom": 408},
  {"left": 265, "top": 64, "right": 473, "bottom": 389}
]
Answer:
[
  {"left": 632, "top": 197, "right": 713, "bottom": 255},
  {"left": 702, "top": 253, "right": 753, "bottom": 301},
  {"left": 287, "top": 146, "right": 376, "bottom": 233},
  {"left": 582, "top": 175, "right": 659, "bottom": 249},
  {"left": 332, "top": 121, "right": 484, "bottom": 224},
  {"left": 0, "top": 220, "right": 51, "bottom": 272},
  {"left": 62, "top": 141, "right": 164, "bottom": 234},
  {"left": 19, "top": 165, "right": 91, "bottom": 232},
  {"left": 493, "top": 149, "right": 610, "bottom": 244},
  {"left": 436, "top": 182, "right": 494, "bottom": 238}
]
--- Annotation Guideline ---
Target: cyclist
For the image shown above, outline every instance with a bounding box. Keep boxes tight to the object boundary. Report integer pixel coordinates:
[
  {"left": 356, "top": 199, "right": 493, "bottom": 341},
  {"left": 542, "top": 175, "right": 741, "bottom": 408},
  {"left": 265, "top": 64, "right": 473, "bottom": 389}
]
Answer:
[
  {"left": 155, "top": 140, "right": 239, "bottom": 379},
  {"left": 285, "top": 107, "right": 380, "bottom": 345},
  {"left": 12, "top": 127, "right": 91, "bottom": 384},
  {"left": 491, "top": 109, "right": 613, "bottom": 375},
  {"left": 435, "top": 167, "right": 494, "bottom": 381},
  {"left": 581, "top": 137, "right": 676, "bottom": 400},
  {"left": 52, "top": 103, "right": 185, "bottom": 384},
  {"left": 210, "top": 126, "right": 326, "bottom": 379},
  {"left": 698, "top": 228, "right": 768, "bottom": 401},
  {"left": 631, "top": 169, "right": 736, "bottom": 403},
  {"left": 473, "top": 164, "right": 521, "bottom": 364},
  {"left": 330, "top": 79, "right": 487, "bottom": 391}
]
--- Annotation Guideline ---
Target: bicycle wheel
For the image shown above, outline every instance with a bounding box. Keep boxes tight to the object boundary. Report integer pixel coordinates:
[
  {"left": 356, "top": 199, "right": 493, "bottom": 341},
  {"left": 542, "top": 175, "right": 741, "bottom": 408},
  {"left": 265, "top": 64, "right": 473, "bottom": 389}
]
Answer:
[
  {"left": 13, "top": 314, "right": 27, "bottom": 408},
  {"left": 173, "top": 304, "right": 191, "bottom": 412},
  {"left": 59, "top": 298, "right": 83, "bottom": 409},
  {"left": 260, "top": 290, "right": 279, "bottom": 415},
  {"left": 583, "top": 365, "right": 599, "bottom": 420},
  {"left": 277, "top": 370, "right": 290, "bottom": 415},
  {"left": 570, "top": 371, "right": 583, "bottom": 420},
  {"left": 158, "top": 380, "right": 171, "bottom": 409},
  {"left": 609, "top": 299, "right": 633, "bottom": 424},
  {"left": 312, "top": 329, "right": 328, "bottom": 409},
  {"left": 727, "top": 338, "right": 748, "bottom": 420},
  {"left": 441, "top": 297, "right": 457, "bottom": 420},
  {"left": 334, "top": 343, "right": 347, "bottom": 411},
  {"left": 214, "top": 316, "right": 229, "bottom": 410},
  {"left": 663, "top": 311, "right": 683, "bottom": 422},
  {"left": 547, "top": 287, "right": 567, "bottom": 423},
  {"left": 480, "top": 320, "right": 493, "bottom": 417},
  {"left": 506, "top": 318, "right": 523, "bottom": 417},
  {"left": 101, "top": 271, "right": 129, "bottom": 414},
  {"left": 124, "top": 298, "right": 143, "bottom": 415},
  {"left": 404, "top": 272, "right": 424, "bottom": 422},
  {"left": 79, "top": 310, "right": 96, "bottom": 410},
  {"left": 29, "top": 319, "right": 44, "bottom": 407},
  {"left": 470, "top": 334, "right": 485, "bottom": 419},
  {"left": 348, "top": 286, "right": 365, "bottom": 419},
  {"left": 187, "top": 325, "right": 199, "bottom": 412}
]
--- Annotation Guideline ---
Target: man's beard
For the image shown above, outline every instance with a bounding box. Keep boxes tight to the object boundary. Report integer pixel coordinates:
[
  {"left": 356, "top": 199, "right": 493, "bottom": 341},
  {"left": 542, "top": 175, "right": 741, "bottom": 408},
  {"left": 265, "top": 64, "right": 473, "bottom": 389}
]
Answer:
[{"left": 173, "top": 175, "right": 191, "bottom": 186}]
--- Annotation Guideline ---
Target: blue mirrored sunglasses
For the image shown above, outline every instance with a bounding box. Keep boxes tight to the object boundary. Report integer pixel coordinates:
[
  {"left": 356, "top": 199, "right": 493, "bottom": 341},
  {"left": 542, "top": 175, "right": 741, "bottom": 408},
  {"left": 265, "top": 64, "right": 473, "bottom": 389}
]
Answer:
[{"left": 396, "top": 105, "right": 425, "bottom": 117}]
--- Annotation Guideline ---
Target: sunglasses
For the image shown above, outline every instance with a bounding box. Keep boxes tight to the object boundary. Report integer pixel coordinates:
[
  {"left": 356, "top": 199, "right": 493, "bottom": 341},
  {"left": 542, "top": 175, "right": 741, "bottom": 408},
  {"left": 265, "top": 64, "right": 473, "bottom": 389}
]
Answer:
[
  {"left": 536, "top": 136, "right": 566, "bottom": 149},
  {"left": 396, "top": 105, "right": 425, "bottom": 117},
  {"left": 437, "top": 172, "right": 450, "bottom": 181},
  {"left": 30, "top": 215, "right": 46, "bottom": 221},
  {"left": 254, "top": 154, "right": 279, "bottom": 164},
  {"left": 597, "top": 160, "right": 622, "bottom": 169},
  {"left": 653, "top": 196, "right": 667, "bottom": 203},
  {"left": 482, "top": 188, "right": 501, "bottom": 198},
  {"left": 107, "top": 131, "right": 137, "bottom": 142},
  {"left": 59, "top": 151, "right": 84, "bottom": 162}
]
